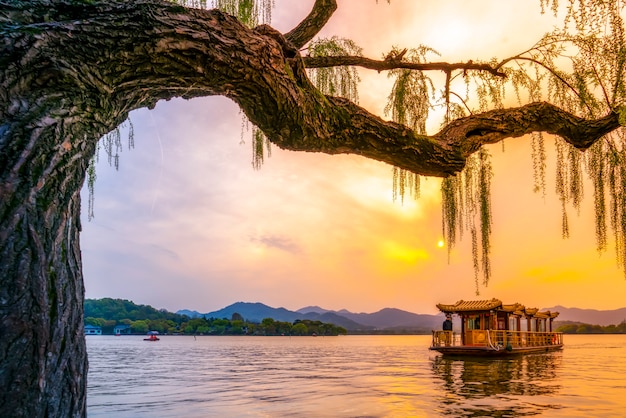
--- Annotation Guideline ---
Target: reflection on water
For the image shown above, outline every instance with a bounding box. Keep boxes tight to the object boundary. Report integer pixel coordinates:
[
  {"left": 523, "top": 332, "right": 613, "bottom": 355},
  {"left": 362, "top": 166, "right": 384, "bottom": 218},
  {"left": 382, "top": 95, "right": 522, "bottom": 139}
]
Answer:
[
  {"left": 431, "top": 354, "right": 563, "bottom": 417},
  {"left": 87, "top": 335, "right": 626, "bottom": 417}
]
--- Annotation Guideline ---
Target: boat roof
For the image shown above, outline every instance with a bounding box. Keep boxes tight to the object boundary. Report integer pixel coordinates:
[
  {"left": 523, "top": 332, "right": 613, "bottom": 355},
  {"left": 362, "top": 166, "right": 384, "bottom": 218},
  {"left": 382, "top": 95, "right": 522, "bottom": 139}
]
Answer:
[{"left": 436, "top": 298, "right": 559, "bottom": 318}]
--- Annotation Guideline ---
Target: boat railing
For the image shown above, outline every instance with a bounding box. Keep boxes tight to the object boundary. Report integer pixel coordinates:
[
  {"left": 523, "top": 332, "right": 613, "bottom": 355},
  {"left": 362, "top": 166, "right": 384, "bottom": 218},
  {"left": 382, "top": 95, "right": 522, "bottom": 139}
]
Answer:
[{"left": 431, "top": 329, "right": 563, "bottom": 348}]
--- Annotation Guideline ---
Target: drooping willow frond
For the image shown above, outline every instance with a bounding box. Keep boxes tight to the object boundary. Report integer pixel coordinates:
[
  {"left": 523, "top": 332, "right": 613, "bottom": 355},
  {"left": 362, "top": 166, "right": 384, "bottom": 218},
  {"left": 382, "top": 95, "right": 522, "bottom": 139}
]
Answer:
[
  {"left": 588, "top": 139, "right": 609, "bottom": 251},
  {"left": 386, "top": 46, "right": 441, "bottom": 205},
  {"left": 87, "top": 157, "right": 97, "bottom": 221},
  {"left": 440, "top": 149, "right": 493, "bottom": 287},
  {"left": 425, "top": 1, "right": 626, "bottom": 283},
  {"left": 441, "top": 176, "right": 458, "bottom": 254},
  {"left": 531, "top": 132, "right": 547, "bottom": 196},
  {"left": 173, "top": 0, "right": 274, "bottom": 26},
  {"left": 251, "top": 126, "right": 271, "bottom": 170},
  {"left": 385, "top": 46, "right": 438, "bottom": 134},
  {"left": 478, "top": 148, "right": 493, "bottom": 284},
  {"left": 211, "top": 0, "right": 274, "bottom": 26},
  {"left": 307, "top": 37, "right": 362, "bottom": 103},
  {"left": 584, "top": 132, "right": 626, "bottom": 277},
  {"left": 87, "top": 119, "right": 135, "bottom": 220},
  {"left": 392, "top": 166, "right": 420, "bottom": 203}
]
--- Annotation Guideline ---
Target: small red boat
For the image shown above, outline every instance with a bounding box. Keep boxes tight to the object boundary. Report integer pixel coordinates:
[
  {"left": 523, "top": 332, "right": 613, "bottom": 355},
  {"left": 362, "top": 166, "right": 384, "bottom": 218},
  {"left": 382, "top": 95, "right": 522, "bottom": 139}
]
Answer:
[{"left": 144, "top": 331, "right": 160, "bottom": 341}]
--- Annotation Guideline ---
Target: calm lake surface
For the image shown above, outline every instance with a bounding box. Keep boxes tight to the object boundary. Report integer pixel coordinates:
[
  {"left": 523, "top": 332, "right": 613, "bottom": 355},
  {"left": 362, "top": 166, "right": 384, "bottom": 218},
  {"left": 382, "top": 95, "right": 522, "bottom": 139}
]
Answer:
[{"left": 87, "top": 334, "right": 626, "bottom": 417}]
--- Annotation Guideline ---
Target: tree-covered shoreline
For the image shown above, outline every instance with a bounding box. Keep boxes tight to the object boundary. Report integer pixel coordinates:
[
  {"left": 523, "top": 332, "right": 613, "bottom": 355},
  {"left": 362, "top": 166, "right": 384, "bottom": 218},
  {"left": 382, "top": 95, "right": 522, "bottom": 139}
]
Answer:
[
  {"left": 556, "top": 321, "right": 626, "bottom": 334},
  {"left": 85, "top": 298, "right": 347, "bottom": 336}
]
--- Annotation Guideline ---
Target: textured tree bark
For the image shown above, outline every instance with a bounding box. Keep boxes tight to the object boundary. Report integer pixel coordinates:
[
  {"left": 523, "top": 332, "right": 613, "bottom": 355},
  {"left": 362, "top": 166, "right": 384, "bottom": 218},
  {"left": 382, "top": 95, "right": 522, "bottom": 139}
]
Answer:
[
  {"left": 0, "top": 0, "right": 623, "bottom": 415},
  {"left": 0, "top": 43, "right": 95, "bottom": 414}
]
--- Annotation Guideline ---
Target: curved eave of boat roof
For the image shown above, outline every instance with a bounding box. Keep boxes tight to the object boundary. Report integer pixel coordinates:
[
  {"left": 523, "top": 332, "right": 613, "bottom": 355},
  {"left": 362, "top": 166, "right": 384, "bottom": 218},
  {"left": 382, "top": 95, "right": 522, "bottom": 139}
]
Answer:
[
  {"left": 437, "top": 299, "right": 560, "bottom": 319},
  {"left": 535, "top": 311, "right": 560, "bottom": 319},
  {"left": 436, "top": 298, "right": 502, "bottom": 312}
]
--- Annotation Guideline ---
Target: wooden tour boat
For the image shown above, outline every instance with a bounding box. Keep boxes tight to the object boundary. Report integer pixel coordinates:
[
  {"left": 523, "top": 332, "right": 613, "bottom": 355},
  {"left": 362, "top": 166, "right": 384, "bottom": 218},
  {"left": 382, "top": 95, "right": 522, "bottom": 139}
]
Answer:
[{"left": 430, "top": 298, "right": 563, "bottom": 356}]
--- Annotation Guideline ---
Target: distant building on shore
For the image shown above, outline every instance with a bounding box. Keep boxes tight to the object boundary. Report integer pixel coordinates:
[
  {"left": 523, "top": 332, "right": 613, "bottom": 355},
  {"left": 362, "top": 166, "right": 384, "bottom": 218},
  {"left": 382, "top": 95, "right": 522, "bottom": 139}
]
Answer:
[
  {"left": 85, "top": 325, "right": 102, "bottom": 335},
  {"left": 114, "top": 325, "right": 131, "bottom": 335}
]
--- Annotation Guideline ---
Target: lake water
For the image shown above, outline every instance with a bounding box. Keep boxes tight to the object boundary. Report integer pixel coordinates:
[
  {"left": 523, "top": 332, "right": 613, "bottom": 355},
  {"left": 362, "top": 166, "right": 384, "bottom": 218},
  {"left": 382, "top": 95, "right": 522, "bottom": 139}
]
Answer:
[{"left": 87, "top": 334, "right": 626, "bottom": 417}]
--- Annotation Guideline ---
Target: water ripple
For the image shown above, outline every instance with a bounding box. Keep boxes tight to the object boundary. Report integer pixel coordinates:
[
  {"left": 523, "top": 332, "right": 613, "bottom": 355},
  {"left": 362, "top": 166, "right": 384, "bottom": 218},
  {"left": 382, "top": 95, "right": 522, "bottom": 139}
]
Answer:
[{"left": 87, "top": 334, "right": 626, "bottom": 417}]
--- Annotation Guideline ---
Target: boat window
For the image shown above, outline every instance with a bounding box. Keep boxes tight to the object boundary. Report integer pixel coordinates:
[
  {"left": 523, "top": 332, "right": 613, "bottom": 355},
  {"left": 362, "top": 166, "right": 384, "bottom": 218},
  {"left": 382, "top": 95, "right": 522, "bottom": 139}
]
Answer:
[
  {"left": 538, "top": 320, "right": 546, "bottom": 332},
  {"left": 497, "top": 313, "right": 506, "bottom": 330},
  {"left": 520, "top": 320, "right": 529, "bottom": 332},
  {"left": 466, "top": 315, "right": 481, "bottom": 330}
]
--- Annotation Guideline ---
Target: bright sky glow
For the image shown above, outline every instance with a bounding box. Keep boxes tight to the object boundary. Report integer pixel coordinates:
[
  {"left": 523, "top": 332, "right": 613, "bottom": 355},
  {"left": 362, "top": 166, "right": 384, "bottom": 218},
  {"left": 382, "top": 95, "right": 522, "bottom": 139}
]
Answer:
[{"left": 80, "top": 0, "right": 626, "bottom": 315}]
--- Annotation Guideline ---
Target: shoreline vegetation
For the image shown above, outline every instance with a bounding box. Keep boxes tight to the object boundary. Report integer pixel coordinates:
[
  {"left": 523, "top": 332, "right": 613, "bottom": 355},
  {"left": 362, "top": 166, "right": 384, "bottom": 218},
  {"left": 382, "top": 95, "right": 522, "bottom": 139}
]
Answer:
[
  {"left": 555, "top": 321, "right": 626, "bottom": 334},
  {"left": 85, "top": 298, "right": 626, "bottom": 336},
  {"left": 85, "top": 298, "right": 347, "bottom": 336}
]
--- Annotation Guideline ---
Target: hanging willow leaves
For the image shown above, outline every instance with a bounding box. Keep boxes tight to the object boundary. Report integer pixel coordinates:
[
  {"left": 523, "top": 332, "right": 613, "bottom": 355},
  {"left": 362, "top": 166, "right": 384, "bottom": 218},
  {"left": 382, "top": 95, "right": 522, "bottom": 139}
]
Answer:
[
  {"left": 210, "top": 0, "right": 273, "bottom": 26},
  {"left": 588, "top": 140, "right": 608, "bottom": 251},
  {"left": 531, "top": 132, "right": 547, "bottom": 196},
  {"left": 87, "top": 119, "right": 135, "bottom": 220},
  {"left": 251, "top": 126, "right": 271, "bottom": 170},
  {"left": 441, "top": 176, "right": 458, "bottom": 252},
  {"left": 568, "top": 143, "right": 584, "bottom": 212},
  {"left": 478, "top": 148, "right": 493, "bottom": 283},
  {"left": 175, "top": 0, "right": 274, "bottom": 26},
  {"left": 385, "top": 46, "right": 438, "bottom": 134},
  {"left": 618, "top": 147, "right": 626, "bottom": 275},
  {"left": 87, "top": 158, "right": 97, "bottom": 221},
  {"left": 307, "top": 37, "right": 362, "bottom": 103},
  {"left": 555, "top": 138, "right": 570, "bottom": 238},
  {"left": 427, "top": 1, "right": 626, "bottom": 282},
  {"left": 386, "top": 46, "right": 440, "bottom": 205}
]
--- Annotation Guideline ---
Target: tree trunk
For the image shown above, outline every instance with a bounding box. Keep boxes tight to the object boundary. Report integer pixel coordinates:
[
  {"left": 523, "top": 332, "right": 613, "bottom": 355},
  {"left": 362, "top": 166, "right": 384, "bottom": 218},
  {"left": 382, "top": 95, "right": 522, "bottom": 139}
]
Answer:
[
  {"left": 0, "top": 18, "right": 99, "bottom": 410},
  {"left": 0, "top": 160, "right": 90, "bottom": 417},
  {"left": 0, "top": 12, "right": 100, "bottom": 411}
]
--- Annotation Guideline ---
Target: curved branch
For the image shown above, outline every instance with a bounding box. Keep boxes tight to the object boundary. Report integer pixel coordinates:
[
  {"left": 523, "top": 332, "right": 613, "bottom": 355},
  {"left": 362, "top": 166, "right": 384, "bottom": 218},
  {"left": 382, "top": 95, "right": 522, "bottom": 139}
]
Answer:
[
  {"left": 303, "top": 55, "right": 507, "bottom": 77},
  {"left": 284, "top": 0, "right": 337, "bottom": 49},
  {"left": 499, "top": 55, "right": 587, "bottom": 108},
  {"left": 436, "top": 102, "right": 620, "bottom": 157}
]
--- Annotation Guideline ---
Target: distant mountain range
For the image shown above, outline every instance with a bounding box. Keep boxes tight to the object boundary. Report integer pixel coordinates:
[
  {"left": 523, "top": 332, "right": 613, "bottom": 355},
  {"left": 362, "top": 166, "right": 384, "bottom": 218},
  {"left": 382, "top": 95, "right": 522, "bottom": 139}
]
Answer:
[
  {"left": 543, "top": 306, "right": 626, "bottom": 326},
  {"left": 178, "top": 302, "right": 443, "bottom": 331},
  {"left": 177, "top": 302, "right": 626, "bottom": 331}
]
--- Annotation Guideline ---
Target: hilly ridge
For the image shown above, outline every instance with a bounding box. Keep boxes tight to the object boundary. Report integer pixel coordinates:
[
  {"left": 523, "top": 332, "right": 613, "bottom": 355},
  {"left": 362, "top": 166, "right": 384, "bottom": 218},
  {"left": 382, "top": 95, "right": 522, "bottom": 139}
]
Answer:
[
  {"left": 543, "top": 305, "right": 626, "bottom": 326},
  {"left": 180, "top": 302, "right": 442, "bottom": 331}
]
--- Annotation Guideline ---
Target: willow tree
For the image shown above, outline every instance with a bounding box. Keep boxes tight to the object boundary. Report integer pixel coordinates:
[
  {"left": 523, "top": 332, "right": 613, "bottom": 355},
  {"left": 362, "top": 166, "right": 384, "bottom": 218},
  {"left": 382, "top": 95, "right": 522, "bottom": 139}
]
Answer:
[{"left": 2, "top": 0, "right": 626, "bottom": 416}]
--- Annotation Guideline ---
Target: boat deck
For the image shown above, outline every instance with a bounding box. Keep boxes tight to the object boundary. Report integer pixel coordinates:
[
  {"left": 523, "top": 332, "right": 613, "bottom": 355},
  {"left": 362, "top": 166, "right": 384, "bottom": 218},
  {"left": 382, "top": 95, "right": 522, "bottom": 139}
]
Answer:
[{"left": 430, "top": 330, "right": 563, "bottom": 356}]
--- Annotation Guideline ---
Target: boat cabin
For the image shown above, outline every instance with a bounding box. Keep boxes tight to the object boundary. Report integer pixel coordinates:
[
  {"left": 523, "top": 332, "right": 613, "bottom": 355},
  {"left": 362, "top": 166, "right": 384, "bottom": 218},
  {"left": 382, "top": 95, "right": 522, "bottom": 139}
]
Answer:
[{"left": 431, "top": 298, "right": 563, "bottom": 356}]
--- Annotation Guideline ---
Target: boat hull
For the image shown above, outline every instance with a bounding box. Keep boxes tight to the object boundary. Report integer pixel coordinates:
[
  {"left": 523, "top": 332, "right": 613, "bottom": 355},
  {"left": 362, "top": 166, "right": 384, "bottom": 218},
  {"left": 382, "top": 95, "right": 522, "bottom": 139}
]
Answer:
[{"left": 430, "top": 344, "right": 563, "bottom": 357}]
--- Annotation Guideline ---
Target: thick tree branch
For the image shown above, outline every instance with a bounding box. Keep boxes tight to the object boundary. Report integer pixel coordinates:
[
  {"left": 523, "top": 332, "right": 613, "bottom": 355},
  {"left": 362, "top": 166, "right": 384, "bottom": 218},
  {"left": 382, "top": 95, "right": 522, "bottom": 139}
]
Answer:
[
  {"left": 436, "top": 102, "right": 620, "bottom": 157},
  {"left": 303, "top": 55, "right": 508, "bottom": 77},
  {"left": 284, "top": 0, "right": 337, "bottom": 49}
]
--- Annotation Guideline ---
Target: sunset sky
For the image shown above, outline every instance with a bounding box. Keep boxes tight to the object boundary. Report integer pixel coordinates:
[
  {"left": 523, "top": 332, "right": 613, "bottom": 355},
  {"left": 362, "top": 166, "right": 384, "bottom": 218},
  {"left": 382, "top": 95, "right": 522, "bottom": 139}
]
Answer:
[{"left": 79, "top": 0, "right": 626, "bottom": 315}]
